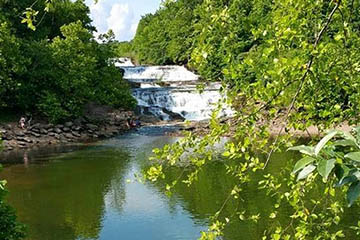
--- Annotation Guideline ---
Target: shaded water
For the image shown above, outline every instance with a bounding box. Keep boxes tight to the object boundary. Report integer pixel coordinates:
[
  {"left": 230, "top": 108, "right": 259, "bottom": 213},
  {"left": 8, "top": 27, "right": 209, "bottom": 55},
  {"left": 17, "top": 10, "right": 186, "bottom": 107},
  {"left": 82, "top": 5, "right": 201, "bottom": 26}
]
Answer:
[{"left": 1, "top": 127, "right": 359, "bottom": 240}]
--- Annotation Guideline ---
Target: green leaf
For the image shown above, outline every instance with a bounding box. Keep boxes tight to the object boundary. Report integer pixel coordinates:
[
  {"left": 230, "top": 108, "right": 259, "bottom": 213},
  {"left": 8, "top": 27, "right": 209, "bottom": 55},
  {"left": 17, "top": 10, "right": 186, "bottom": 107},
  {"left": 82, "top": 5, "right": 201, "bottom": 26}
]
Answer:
[
  {"left": 315, "top": 130, "right": 339, "bottom": 156},
  {"left": 342, "top": 131, "right": 358, "bottom": 144},
  {"left": 334, "top": 164, "right": 351, "bottom": 181},
  {"left": 292, "top": 156, "right": 316, "bottom": 173},
  {"left": 347, "top": 181, "right": 360, "bottom": 207},
  {"left": 345, "top": 152, "right": 360, "bottom": 162},
  {"left": 317, "top": 158, "right": 336, "bottom": 181},
  {"left": 297, "top": 164, "right": 316, "bottom": 181},
  {"left": 353, "top": 127, "right": 360, "bottom": 139},
  {"left": 336, "top": 175, "right": 358, "bottom": 187},
  {"left": 333, "top": 139, "right": 358, "bottom": 148},
  {"left": 288, "top": 145, "right": 315, "bottom": 156}
]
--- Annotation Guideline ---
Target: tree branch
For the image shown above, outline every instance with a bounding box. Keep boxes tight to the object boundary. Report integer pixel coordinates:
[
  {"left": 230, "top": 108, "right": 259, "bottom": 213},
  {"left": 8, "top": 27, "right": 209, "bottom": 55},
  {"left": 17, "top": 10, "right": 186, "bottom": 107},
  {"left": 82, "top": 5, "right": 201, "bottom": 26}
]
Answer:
[{"left": 263, "top": 1, "right": 341, "bottom": 169}]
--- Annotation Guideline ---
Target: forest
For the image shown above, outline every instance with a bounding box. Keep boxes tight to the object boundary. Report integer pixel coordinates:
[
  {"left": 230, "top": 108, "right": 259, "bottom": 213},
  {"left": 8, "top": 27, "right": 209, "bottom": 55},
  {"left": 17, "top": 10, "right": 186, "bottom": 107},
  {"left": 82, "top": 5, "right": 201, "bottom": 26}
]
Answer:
[{"left": 0, "top": 0, "right": 135, "bottom": 123}]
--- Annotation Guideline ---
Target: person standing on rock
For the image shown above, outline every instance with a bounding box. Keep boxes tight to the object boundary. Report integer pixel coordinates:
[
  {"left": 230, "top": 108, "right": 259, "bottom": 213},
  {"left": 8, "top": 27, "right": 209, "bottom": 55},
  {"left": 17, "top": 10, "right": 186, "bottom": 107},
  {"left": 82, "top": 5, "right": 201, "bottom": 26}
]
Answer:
[{"left": 19, "top": 117, "right": 26, "bottom": 129}]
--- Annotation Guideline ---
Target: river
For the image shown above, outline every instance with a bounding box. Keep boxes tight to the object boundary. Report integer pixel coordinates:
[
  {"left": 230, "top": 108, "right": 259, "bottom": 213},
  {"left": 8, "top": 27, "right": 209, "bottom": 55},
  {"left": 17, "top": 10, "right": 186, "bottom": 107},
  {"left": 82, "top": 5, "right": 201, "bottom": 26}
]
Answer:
[{"left": 1, "top": 126, "right": 360, "bottom": 239}]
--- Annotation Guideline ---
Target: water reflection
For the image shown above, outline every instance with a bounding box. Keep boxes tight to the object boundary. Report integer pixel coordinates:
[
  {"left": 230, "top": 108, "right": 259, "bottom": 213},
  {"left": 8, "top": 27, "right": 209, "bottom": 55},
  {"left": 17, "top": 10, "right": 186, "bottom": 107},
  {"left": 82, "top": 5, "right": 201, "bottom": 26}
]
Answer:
[
  {"left": 1, "top": 147, "right": 131, "bottom": 240},
  {"left": 0, "top": 128, "right": 205, "bottom": 240}
]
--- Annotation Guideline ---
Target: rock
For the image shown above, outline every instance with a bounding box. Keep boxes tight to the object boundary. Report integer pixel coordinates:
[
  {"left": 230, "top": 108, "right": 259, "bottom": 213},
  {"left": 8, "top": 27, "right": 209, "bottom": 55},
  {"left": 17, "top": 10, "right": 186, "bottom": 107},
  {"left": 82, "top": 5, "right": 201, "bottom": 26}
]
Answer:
[
  {"left": 32, "top": 128, "right": 40, "bottom": 133},
  {"left": 87, "top": 129, "right": 93, "bottom": 134},
  {"left": 31, "top": 123, "right": 41, "bottom": 129},
  {"left": 55, "top": 124, "right": 64, "bottom": 129},
  {"left": 16, "top": 132, "right": 25, "bottom": 137},
  {"left": 54, "top": 128, "right": 62, "bottom": 134},
  {"left": 40, "top": 129, "right": 48, "bottom": 134},
  {"left": 73, "top": 118, "right": 83, "bottom": 126},
  {"left": 48, "top": 128, "right": 54, "bottom": 132},
  {"left": 31, "top": 132, "right": 41, "bottom": 138},
  {"left": 162, "top": 108, "right": 185, "bottom": 121},
  {"left": 48, "top": 132, "right": 56, "bottom": 137},
  {"left": 24, "top": 137, "right": 33, "bottom": 143},
  {"left": 18, "top": 142, "right": 27, "bottom": 146},
  {"left": 2, "top": 134, "right": 13, "bottom": 140},
  {"left": 44, "top": 124, "right": 54, "bottom": 129},
  {"left": 86, "top": 124, "right": 98, "bottom": 131},
  {"left": 64, "top": 133, "right": 74, "bottom": 139},
  {"left": 64, "top": 122, "right": 73, "bottom": 128},
  {"left": 63, "top": 127, "right": 71, "bottom": 132},
  {"left": 71, "top": 131, "right": 81, "bottom": 138},
  {"left": 72, "top": 126, "right": 81, "bottom": 131}
]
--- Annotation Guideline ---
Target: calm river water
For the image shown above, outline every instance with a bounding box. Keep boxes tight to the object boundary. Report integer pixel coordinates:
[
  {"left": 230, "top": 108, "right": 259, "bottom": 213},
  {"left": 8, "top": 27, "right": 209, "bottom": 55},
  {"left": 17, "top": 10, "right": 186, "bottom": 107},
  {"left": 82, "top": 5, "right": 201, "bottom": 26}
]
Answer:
[{"left": 0, "top": 126, "right": 359, "bottom": 240}]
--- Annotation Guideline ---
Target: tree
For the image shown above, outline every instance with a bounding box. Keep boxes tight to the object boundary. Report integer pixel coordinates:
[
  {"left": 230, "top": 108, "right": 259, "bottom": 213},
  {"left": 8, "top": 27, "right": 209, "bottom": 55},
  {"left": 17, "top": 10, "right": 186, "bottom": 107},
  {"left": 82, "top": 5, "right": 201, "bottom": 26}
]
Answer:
[
  {"left": 132, "top": 0, "right": 203, "bottom": 65},
  {"left": 0, "top": 1, "right": 136, "bottom": 122}
]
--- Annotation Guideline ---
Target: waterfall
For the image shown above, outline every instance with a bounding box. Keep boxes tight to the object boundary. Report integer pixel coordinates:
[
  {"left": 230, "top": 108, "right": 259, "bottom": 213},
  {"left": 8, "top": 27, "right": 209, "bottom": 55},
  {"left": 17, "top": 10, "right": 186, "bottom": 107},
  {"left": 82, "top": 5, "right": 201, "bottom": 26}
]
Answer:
[{"left": 118, "top": 58, "right": 233, "bottom": 121}]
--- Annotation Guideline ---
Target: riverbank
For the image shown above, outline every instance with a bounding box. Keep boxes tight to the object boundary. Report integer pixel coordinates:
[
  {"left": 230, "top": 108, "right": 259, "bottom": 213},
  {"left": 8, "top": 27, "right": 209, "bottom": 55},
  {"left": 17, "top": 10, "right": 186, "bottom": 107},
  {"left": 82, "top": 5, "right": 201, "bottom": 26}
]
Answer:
[
  {"left": 0, "top": 105, "right": 139, "bottom": 152},
  {"left": 167, "top": 117, "right": 353, "bottom": 138}
]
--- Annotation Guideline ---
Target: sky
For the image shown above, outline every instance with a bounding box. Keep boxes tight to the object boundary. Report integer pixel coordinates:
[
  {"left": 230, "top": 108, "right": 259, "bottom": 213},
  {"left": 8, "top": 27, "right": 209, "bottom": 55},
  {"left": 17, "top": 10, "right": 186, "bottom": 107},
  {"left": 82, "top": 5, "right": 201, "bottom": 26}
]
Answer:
[{"left": 85, "top": 0, "right": 161, "bottom": 42}]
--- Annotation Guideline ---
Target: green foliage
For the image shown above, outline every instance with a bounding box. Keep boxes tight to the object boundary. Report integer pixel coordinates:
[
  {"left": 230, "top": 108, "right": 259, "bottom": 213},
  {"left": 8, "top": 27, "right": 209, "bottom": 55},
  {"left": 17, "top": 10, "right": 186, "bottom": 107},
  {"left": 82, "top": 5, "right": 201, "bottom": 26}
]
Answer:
[
  {"left": 36, "top": 21, "right": 136, "bottom": 122},
  {"left": 114, "top": 41, "right": 136, "bottom": 61},
  {"left": 0, "top": 166, "right": 26, "bottom": 240},
  {"left": 139, "top": 0, "right": 360, "bottom": 239},
  {"left": 132, "top": 0, "right": 203, "bottom": 65},
  {"left": 0, "top": 0, "right": 136, "bottom": 122},
  {"left": 291, "top": 128, "right": 360, "bottom": 207},
  {"left": 0, "top": 22, "right": 27, "bottom": 108}
]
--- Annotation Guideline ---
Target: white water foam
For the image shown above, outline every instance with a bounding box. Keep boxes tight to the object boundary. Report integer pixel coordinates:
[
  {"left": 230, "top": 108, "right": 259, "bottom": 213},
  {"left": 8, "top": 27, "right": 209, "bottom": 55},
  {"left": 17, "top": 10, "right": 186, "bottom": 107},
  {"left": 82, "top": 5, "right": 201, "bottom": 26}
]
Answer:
[{"left": 118, "top": 58, "right": 233, "bottom": 121}]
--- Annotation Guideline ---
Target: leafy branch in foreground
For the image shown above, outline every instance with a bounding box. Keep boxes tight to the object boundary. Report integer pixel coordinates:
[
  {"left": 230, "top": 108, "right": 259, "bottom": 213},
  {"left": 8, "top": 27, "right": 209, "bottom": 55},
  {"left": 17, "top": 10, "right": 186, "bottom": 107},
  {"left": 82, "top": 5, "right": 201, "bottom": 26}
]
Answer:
[
  {"left": 142, "top": 0, "right": 360, "bottom": 239},
  {"left": 290, "top": 127, "right": 360, "bottom": 207}
]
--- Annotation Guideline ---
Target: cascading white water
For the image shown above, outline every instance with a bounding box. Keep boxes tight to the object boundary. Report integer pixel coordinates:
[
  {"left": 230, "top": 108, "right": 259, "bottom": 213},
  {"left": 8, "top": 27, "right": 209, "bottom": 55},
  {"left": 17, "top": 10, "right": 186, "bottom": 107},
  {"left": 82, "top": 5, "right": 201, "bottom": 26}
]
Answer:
[
  {"left": 117, "top": 58, "right": 233, "bottom": 121},
  {"left": 122, "top": 65, "right": 199, "bottom": 83}
]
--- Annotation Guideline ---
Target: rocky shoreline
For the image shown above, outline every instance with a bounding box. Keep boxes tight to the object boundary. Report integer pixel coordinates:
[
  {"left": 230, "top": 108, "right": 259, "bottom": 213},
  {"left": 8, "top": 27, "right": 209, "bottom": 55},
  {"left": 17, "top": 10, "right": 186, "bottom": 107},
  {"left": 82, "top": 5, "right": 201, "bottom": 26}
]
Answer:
[{"left": 0, "top": 108, "right": 136, "bottom": 152}]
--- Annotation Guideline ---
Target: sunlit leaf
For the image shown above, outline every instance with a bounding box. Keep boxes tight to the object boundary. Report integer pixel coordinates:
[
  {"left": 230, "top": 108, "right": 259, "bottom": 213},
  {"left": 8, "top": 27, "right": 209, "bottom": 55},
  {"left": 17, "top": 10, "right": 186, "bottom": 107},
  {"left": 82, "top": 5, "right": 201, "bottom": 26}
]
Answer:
[
  {"left": 288, "top": 145, "right": 315, "bottom": 156},
  {"left": 333, "top": 139, "right": 358, "bottom": 148},
  {"left": 317, "top": 158, "right": 336, "bottom": 181},
  {"left": 292, "top": 156, "right": 316, "bottom": 173},
  {"left": 297, "top": 164, "right": 316, "bottom": 181},
  {"left": 345, "top": 152, "right": 360, "bottom": 162},
  {"left": 315, "top": 130, "right": 339, "bottom": 156}
]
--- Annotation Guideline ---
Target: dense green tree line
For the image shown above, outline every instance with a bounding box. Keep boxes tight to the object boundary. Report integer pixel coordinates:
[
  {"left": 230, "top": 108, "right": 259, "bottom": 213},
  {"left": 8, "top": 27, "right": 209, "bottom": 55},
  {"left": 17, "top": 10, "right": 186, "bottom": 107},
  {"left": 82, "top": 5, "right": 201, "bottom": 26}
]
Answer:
[
  {"left": 122, "top": 0, "right": 202, "bottom": 65},
  {"left": 0, "top": 0, "right": 136, "bottom": 123}
]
